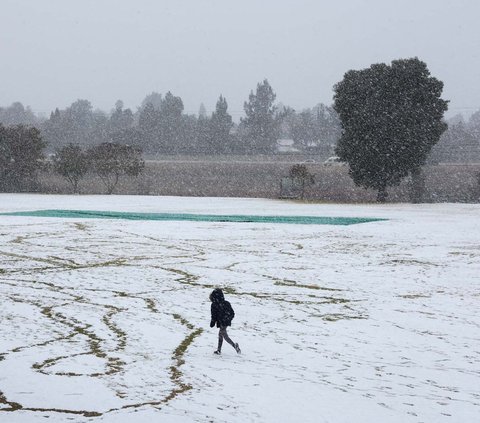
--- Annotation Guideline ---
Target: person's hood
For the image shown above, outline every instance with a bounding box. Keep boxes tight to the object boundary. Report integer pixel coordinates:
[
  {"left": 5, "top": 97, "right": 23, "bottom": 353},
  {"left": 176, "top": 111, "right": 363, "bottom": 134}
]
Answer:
[{"left": 210, "top": 288, "right": 224, "bottom": 303}]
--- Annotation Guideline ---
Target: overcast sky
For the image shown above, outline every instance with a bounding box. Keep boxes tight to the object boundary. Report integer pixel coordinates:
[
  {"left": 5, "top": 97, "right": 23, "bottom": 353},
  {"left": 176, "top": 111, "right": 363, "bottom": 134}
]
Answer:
[{"left": 1, "top": 0, "right": 479, "bottom": 120}]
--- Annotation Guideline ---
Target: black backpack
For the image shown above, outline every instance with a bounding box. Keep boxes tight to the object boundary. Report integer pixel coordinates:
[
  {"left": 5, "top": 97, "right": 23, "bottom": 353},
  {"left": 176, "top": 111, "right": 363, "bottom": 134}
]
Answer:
[{"left": 224, "top": 301, "right": 235, "bottom": 323}]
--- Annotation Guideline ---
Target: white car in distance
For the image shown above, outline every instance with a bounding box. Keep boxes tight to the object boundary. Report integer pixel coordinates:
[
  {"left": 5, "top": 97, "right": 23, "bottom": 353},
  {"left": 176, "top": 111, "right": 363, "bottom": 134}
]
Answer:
[{"left": 323, "top": 156, "right": 344, "bottom": 166}]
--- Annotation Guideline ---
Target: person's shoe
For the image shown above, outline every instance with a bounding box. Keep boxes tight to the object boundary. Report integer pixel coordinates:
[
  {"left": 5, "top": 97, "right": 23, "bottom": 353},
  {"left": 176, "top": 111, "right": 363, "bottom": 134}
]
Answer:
[
  {"left": 234, "top": 343, "right": 241, "bottom": 354},
  {"left": 214, "top": 350, "right": 221, "bottom": 355}
]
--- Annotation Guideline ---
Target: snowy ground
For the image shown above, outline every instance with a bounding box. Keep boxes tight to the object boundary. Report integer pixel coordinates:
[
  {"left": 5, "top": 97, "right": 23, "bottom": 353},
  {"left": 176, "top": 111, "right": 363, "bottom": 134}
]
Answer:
[{"left": 0, "top": 194, "right": 479, "bottom": 423}]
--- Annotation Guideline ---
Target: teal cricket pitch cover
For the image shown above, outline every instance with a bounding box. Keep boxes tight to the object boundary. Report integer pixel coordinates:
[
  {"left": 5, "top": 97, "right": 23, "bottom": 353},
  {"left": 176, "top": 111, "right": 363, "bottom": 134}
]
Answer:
[{"left": 0, "top": 209, "right": 386, "bottom": 225}]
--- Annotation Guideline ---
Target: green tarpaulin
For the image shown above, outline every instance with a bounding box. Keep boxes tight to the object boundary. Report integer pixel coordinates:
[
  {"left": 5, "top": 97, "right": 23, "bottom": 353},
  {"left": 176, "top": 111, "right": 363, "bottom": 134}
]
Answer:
[{"left": 0, "top": 209, "right": 385, "bottom": 225}]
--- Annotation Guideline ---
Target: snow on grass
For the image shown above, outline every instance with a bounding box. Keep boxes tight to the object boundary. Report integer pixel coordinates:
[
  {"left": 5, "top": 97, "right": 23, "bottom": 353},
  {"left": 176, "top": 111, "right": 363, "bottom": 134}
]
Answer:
[{"left": 0, "top": 194, "right": 479, "bottom": 422}]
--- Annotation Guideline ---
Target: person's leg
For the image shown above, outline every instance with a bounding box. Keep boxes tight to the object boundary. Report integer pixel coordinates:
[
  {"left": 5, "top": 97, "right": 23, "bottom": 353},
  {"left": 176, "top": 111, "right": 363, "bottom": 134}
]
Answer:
[
  {"left": 217, "top": 328, "right": 224, "bottom": 352},
  {"left": 220, "top": 326, "right": 236, "bottom": 349}
]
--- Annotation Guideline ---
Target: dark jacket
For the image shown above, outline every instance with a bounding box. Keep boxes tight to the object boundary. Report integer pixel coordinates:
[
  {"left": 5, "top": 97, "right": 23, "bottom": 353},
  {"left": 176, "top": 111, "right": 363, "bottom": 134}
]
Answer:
[{"left": 210, "top": 288, "right": 235, "bottom": 328}]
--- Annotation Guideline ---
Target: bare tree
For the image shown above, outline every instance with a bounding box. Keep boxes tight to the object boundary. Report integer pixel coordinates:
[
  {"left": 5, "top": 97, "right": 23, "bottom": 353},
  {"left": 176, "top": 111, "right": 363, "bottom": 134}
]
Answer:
[
  {"left": 53, "top": 144, "right": 89, "bottom": 193},
  {"left": 289, "top": 164, "right": 315, "bottom": 200},
  {"left": 87, "top": 142, "right": 144, "bottom": 194}
]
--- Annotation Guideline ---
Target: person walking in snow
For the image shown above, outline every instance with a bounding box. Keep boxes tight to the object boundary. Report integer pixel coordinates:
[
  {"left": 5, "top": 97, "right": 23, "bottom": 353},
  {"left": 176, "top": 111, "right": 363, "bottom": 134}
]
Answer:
[{"left": 209, "top": 288, "right": 241, "bottom": 355}]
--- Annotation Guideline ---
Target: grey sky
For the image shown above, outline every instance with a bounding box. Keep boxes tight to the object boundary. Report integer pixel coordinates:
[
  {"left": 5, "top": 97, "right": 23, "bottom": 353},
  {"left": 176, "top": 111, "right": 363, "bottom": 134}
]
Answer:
[{"left": 1, "top": 0, "right": 479, "bottom": 120}]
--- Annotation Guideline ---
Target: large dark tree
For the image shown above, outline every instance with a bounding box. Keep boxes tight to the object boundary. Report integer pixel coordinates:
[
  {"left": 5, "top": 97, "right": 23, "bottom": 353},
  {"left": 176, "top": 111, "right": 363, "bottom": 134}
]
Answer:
[
  {"left": 241, "top": 79, "right": 278, "bottom": 153},
  {"left": 0, "top": 124, "right": 46, "bottom": 191},
  {"left": 333, "top": 58, "right": 448, "bottom": 202}
]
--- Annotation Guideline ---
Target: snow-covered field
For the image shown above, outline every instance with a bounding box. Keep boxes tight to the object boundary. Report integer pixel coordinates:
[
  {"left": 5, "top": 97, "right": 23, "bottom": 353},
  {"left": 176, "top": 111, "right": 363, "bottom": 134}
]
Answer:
[{"left": 0, "top": 194, "right": 479, "bottom": 423}]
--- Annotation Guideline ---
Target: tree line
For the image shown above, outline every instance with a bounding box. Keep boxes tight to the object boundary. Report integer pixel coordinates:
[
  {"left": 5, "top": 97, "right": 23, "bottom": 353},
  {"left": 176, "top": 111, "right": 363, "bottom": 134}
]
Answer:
[
  {"left": 429, "top": 111, "right": 480, "bottom": 164},
  {"left": 0, "top": 78, "right": 341, "bottom": 194},
  {"left": 4, "top": 57, "right": 478, "bottom": 201},
  {"left": 0, "top": 81, "right": 341, "bottom": 156},
  {"left": 0, "top": 124, "right": 144, "bottom": 194}
]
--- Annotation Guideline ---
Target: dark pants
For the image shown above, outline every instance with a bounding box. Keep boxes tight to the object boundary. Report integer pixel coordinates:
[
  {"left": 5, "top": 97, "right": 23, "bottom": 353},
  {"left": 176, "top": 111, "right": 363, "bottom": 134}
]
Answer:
[{"left": 218, "top": 326, "right": 235, "bottom": 352}]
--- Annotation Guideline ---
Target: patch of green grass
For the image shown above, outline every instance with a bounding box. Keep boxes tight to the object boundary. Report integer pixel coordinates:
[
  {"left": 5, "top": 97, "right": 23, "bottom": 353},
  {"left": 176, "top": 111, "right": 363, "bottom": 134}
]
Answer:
[
  {"left": 144, "top": 298, "right": 158, "bottom": 313},
  {"left": 103, "top": 306, "right": 127, "bottom": 350},
  {"left": 0, "top": 390, "right": 22, "bottom": 411},
  {"left": 116, "top": 314, "right": 204, "bottom": 413},
  {"left": 172, "top": 313, "right": 195, "bottom": 330},
  {"left": 171, "top": 329, "right": 203, "bottom": 380},
  {"left": 34, "top": 303, "right": 125, "bottom": 378},
  {"left": 0, "top": 250, "right": 65, "bottom": 267},
  {"left": 160, "top": 267, "right": 201, "bottom": 286},
  {"left": 24, "top": 407, "right": 101, "bottom": 418},
  {"left": 398, "top": 293, "right": 431, "bottom": 299},
  {"left": 321, "top": 314, "right": 367, "bottom": 322},
  {"left": 384, "top": 259, "right": 440, "bottom": 267},
  {"left": 74, "top": 258, "right": 129, "bottom": 270},
  {"left": 73, "top": 222, "right": 88, "bottom": 231},
  {"left": 274, "top": 279, "right": 342, "bottom": 291},
  {"left": 168, "top": 314, "right": 203, "bottom": 397},
  {"left": 320, "top": 296, "right": 350, "bottom": 304}
]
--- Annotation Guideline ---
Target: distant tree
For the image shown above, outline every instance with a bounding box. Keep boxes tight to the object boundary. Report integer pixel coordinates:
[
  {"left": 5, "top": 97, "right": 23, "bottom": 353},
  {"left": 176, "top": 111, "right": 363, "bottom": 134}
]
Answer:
[
  {"left": 90, "top": 109, "right": 109, "bottom": 144},
  {"left": 428, "top": 121, "right": 478, "bottom": 164},
  {"left": 289, "top": 164, "right": 315, "bottom": 200},
  {"left": 140, "top": 92, "right": 163, "bottom": 111},
  {"left": 195, "top": 115, "right": 209, "bottom": 152},
  {"left": 198, "top": 103, "right": 207, "bottom": 118},
  {"left": 159, "top": 91, "right": 184, "bottom": 153},
  {"left": 42, "top": 99, "right": 96, "bottom": 150},
  {"left": 67, "top": 99, "right": 94, "bottom": 139},
  {"left": 109, "top": 100, "right": 134, "bottom": 133},
  {"left": 195, "top": 103, "right": 210, "bottom": 152},
  {"left": 53, "top": 144, "right": 89, "bottom": 193},
  {"left": 276, "top": 104, "right": 296, "bottom": 139},
  {"left": 107, "top": 127, "right": 144, "bottom": 149},
  {"left": 138, "top": 92, "right": 198, "bottom": 154},
  {"left": 448, "top": 113, "right": 465, "bottom": 127},
  {"left": 241, "top": 79, "right": 279, "bottom": 153},
  {"left": 0, "top": 124, "right": 46, "bottom": 191},
  {"left": 468, "top": 110, "right": 480, "bottom": 140},
  {"left": 333, "top": 57, "right": 448, "bottom": 202},
  {"left": 292, "top": 110, "right": 317, "bottom": 149},
  {"left": 289, "top": 105, "right": 340, "bottom": 154},
  {"left": 208, "top": 95, "right": 233, "bottom": 153},
  {"left": 87, "top": 142, "right": 144, "bottom": 194},
  {"left": 311, "top": 104, "right": 341, "bottom": 149},
  {"left": 0, "top": 102, "right": 37, "bottom": 126},
  {"left": 42, "top": 108, "right": 65, "bottom": 151},
  {"left": 178, "top": 114, "right": 198, "bottom": 153},
  {"left": 138, "top": 102, "right": 160, "bottom": 153}
]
